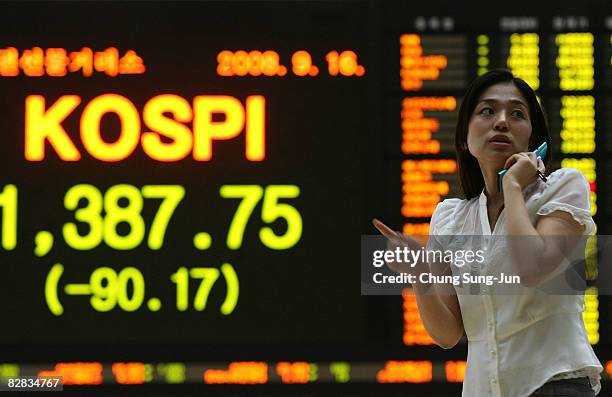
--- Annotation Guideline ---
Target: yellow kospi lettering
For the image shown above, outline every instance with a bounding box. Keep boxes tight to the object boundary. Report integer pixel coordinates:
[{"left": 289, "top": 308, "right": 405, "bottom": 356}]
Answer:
[
  {"left": 24, "top": 94, "right": 266, "bottom": 162},
  {"left": 80, "top": 94, "right": 141, "bottom": 162},
  {"left": 141, "top": 94, "right": 193, "bottom": 162},
  {"left": 193, "top": 95, "right": 266, "bottom": 161},
  {"left": 245, "top": 96, "right": 265, "bottom": 161},
  {"left": 193, "top": 95, "right": 244, "bottom": 161},
  {"left": 25, "top": 95, "right": 82, "bottom": 161}
]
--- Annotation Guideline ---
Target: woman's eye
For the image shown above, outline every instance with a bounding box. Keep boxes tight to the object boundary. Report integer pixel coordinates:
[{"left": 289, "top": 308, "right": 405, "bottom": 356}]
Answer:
[
  {"left": 479, "top": 107, "right": 493, "bottom": 115},
  {"left": 512, "top": 110, "right": 525, "bottom": 118}
]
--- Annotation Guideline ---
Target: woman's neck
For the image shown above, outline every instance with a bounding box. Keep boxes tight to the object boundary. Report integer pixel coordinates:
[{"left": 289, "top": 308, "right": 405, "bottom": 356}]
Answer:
[{"left": 480, "top": 161, "right": 505, "bottom": 208}]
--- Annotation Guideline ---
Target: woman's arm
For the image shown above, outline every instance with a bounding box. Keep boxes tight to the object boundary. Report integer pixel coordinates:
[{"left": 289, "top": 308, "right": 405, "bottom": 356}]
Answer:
[
  {"left": 373, "top": 220, "right": 464, "bottom": 349},
  {"left": 503, "top": 166, "right": 586, "bottom": 287},
  {"left": 503, "top": 181, "right": 584, "bottom": 286},
  {"left": 412, "top": 263, "right": 464, "bottom": 349}
]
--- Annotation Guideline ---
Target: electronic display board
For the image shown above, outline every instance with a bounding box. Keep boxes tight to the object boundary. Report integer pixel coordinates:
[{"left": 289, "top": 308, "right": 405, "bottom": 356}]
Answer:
[{"left": 0, "top": 0, "right": 611, "bottom": 393}]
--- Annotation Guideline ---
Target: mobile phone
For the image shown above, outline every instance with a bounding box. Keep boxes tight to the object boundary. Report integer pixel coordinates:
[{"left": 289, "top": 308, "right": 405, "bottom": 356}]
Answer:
[{"left": 497, "top": 142, "right": 548, "bottom": 192}]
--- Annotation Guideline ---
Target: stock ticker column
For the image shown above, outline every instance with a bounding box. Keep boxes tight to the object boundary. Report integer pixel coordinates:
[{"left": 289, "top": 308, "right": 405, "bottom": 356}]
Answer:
[
  {"left": 546, "top": 17, "right": 600, "bottom": 346},
  {"left": 479, "top": 16, "right": 601, "bottom": 347},
  {"left": 601, "top": 15, "right": 612, "bottom": 352},
  {"left": 394, "top": 14, "right": 607, "bottom": 373},
  {"left": 396, "top": 18, "right": 464, "bottom": 354},
  {"left": 393, "top": 18, "right": 471, "bottom": 383}
]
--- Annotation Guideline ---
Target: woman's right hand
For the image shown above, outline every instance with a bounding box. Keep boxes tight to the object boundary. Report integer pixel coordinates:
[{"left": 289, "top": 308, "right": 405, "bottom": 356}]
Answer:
[
  {"left": 373, "top": 219, "right": 464, "bottom": 349},
  {"left": 372, "top": 218, "right": 429, "bottom": 276}
]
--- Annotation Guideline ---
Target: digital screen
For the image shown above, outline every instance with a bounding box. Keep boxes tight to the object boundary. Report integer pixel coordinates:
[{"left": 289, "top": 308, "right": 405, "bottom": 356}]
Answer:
[{"left": 0, "top": 0, "right": 611, "bottom": 393}]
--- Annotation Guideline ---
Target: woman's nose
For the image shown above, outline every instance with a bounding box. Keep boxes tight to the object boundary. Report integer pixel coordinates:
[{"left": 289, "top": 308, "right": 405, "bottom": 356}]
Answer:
[{"left": 493, "top": 111, "right": 509, "bottom": 131}]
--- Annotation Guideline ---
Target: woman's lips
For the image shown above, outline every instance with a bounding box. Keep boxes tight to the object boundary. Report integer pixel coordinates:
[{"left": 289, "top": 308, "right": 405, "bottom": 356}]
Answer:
[{"left": 489, "top": 141, "right": 512, "bottom": 148}]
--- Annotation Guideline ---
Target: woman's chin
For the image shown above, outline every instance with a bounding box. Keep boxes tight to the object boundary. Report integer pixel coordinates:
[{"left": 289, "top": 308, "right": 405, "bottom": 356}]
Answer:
[{"left": 478, "top": 155, "right": 510, "bottom": 169}]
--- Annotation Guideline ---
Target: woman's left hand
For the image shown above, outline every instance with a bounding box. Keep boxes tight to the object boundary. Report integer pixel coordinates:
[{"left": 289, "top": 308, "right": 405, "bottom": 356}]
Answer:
[{"left": 502, "top": 151, "right": 545, "bottom": 190}]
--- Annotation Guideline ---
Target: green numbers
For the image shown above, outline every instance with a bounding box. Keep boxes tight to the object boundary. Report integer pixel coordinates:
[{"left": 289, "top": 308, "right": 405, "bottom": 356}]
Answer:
[
  {"left": 63, "top": 184, "right": 184, "bottom": 250},
  {"left": 63, "top": 184, "right": 104, "bottom": 250},
  {"left": 60, "top": 183, "right": 301, "bottom": 251},
  {"left": 0, "top": 184, "right": 17, "bottom": 250},
  {"left": 104, "top": 185, "right": 145, "bottom": 249},
  {"left": 171, "top": 267, "right": 219, "bottom": 311},
  {"left": 89, "top": 267, "right": 117, "bottom": 311},
  {"left": 142, "top": 185, "right": 185, "bottom": 249},
  {"left": 89, "top": 266, "right": 145, "bottom": 312},
  {"left": 190, "top": 267, "right": 220, "bottom": 311},
  {"left": 170, "top": 263, "right": 238, "bottom": 314},
  {"left": 330, "top": 362, "right": 351, "bottom": 383},
  {"left": 117, "top": 267, "right": 146, "bottom": 311},
  {"left": 260, "top": 185, "right": 302, "bottom": 249},
  {"left": 220, "top": 185, "right": 264, "bottom": 249},
  {"left": 170, "top": 267, "right": 189, "bottom": 311},
  {"left": 47, "top": 263, "right": 237, "bottom": 315},
  {"left": 221, "top": 185, "right": 302, "bottom": 250}
]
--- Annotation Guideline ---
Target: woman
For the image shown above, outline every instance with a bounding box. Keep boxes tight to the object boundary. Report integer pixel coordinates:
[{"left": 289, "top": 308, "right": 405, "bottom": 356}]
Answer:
[{"left": 374, "top": 69, "right": 602, "bottom": 397}]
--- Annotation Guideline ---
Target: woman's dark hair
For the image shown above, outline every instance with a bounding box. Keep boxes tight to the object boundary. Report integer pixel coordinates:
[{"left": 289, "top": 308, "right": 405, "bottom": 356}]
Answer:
[{"left": 455, "top": 69, "right": 551, "bottom": 199}]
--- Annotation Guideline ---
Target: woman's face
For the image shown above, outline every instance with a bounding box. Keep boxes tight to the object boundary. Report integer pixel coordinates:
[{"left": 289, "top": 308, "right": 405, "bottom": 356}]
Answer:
[{"left": 466, "top": 82, "right": 532, "bottom": 165}]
